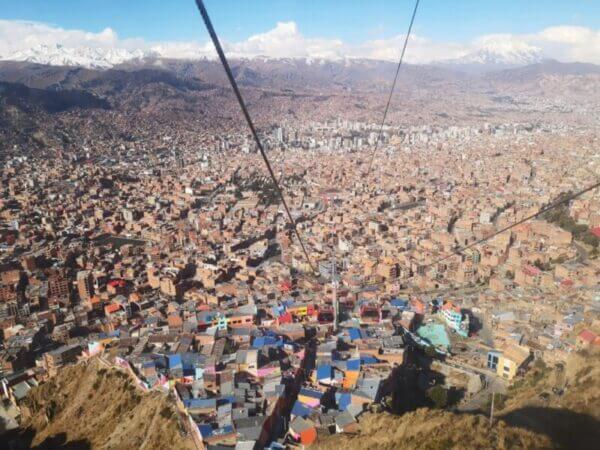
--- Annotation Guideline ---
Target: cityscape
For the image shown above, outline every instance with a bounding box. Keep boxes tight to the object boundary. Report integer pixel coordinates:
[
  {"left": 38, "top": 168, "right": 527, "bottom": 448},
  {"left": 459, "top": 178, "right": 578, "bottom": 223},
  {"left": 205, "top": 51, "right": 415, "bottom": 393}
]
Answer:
[{"left": 0, "top": 1, "right": 599, "bottom": 449}]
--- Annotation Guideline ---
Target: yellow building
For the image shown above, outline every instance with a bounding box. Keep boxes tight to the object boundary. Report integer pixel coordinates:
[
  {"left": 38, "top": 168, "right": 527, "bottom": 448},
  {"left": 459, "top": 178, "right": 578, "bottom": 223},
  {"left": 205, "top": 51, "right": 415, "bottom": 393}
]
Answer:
[{"left": 487, "top": 344, "right": 531, "bottom": 380}]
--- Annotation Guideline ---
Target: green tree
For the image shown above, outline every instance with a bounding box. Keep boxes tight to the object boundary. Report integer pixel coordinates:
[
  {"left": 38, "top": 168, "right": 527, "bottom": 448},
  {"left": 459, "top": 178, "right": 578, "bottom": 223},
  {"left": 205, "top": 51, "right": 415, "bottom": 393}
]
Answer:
[{"left": 427, "top": 385, "right": 448, "bottom": 409}]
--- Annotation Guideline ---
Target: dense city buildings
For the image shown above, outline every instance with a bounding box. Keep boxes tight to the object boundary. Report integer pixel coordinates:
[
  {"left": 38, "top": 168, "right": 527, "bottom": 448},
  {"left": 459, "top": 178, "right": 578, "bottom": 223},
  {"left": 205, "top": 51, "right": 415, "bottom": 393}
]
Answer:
[
  {"left": 0, "top": 36, "right": 599, "bottom": 447},
  {"left": 2, "top": 111, "right": 599, "bottom": 447}
]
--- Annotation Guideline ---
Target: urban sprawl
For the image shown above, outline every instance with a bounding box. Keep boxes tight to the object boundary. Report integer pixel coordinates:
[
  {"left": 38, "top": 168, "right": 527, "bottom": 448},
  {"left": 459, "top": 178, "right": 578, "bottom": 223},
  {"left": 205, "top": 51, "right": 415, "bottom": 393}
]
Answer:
[{"left": 1, "top": 118, "right": 600, "bottom": 448}]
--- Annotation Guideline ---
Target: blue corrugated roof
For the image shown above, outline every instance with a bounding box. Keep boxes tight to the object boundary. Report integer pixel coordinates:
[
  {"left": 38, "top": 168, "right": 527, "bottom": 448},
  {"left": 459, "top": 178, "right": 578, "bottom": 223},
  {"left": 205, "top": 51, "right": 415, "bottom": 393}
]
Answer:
[
  {"left": 168, "top": 353, "right": 182, "bottom": 369},
  {"left": 316, "top": 364, "right": 332, "bottom": 380},
  {"left": 217, "top": 395, "right": 236, "bottom": 405},
  {"left": 360, "top": 355, "right": 379, "bottom": 365},
  {"left": 348, "top": 328, "right": 360, "bottom": 340},
  {"left": 335, "top": 392, "right": 352, "bottom": 411},
  {"left": 391, "top": 298, "right": 408, "bottom": 308},
  {"left": 252, "top": 335, "right": 283, "bottom": 348},
  {"left": 346, "top": 358, "right": 361, "bottom": 371},
  {"left": 198, "top": 424, "right": 213, "bottom": 437},
  {"left": 299, "top": 388, "right": 323, "bottom": 399},
  {"left": 291, "top": 400, "right": 313, "bottom": 418}
]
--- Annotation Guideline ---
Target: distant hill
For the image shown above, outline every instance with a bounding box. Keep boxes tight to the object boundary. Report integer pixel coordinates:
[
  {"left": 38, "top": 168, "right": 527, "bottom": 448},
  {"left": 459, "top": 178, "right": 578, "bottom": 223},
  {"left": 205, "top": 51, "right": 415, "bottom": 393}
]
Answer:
[
  {"left": 0, "top": 81, "right": 110, "bottom": 113},
  {"left": 0, "top": 57, "right": 599, "bottom": 154}
]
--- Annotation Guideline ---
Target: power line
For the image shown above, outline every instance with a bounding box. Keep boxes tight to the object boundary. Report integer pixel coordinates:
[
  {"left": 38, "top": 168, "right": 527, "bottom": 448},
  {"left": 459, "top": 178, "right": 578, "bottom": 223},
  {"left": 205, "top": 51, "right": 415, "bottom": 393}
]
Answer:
[
  {"left": 366, "top": 0, "right": 420, "bottom": 175},
  {"left": 194, "top": 0, "right": 317, "bottom": 274},
  {"left": 420, "top": 180, "right": 600, "bottom": 271}
]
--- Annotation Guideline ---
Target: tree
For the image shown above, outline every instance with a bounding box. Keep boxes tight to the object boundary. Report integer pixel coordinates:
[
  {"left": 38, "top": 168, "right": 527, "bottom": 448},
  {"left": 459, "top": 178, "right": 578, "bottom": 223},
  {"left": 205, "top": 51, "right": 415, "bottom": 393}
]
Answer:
[
  {"left": 582, "top": 233, "right": 600, "bottom": 248},
  {"left": 427, "top": 385, "right": 448, "bottom": 409}
]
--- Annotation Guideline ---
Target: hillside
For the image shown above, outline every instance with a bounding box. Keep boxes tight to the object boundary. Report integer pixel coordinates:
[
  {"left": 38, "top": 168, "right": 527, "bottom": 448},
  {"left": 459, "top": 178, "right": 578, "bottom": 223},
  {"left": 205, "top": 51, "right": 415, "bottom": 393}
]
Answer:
[
  {"left": 1, "top": 58, "right": 599, "bottom": 155},
  {"left": 496, "top": 348, "right": 600, "bottom": 449},
  {"left": 315, "top": 350, "right": 600, "bottom": 450},
  {"left": 314, "top": 409, "right": 552, "bottom": 450},
  {"left": 12, "top": 359, "right": 195, "bottom": 450}
]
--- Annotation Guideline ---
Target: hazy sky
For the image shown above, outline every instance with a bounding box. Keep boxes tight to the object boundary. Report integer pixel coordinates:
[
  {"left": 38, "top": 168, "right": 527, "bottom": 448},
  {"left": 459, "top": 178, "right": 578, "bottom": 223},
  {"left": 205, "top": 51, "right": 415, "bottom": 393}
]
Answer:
[{"left": 1, "top": 0, "right": 599, "bottom": 63}]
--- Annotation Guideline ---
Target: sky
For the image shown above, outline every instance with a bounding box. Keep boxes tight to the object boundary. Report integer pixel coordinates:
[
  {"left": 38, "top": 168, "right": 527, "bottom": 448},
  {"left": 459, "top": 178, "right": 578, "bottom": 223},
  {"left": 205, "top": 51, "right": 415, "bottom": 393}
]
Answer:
[{"left": 1, "top": 0, "right": 599, "bottom": 63}]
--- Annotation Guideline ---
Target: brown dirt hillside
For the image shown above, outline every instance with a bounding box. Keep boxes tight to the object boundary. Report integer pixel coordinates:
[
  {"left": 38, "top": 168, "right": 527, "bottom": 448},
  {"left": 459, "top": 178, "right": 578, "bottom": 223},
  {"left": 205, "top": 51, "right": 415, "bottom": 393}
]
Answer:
[
  {"left": 499, "top": 348, "right": 600, "bottom": 417},
  {"left": 17, "top": 358, "right": 195, "bottom": 450},
  {"left": 315, "top": 350, "right": 600, "bottom": 450},
  {"left": 496, "top": 348, "right": 600, "bottom": 449},
  {"left": 313, "top": 409, "right": 553, "bottom": 450}
]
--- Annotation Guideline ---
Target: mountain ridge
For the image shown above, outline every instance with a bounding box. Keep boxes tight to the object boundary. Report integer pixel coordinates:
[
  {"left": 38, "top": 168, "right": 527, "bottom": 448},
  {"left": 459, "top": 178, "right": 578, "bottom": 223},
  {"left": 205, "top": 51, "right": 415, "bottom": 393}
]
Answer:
[{"left": 0, "top": 42, "right": 591, "bottom": 72}]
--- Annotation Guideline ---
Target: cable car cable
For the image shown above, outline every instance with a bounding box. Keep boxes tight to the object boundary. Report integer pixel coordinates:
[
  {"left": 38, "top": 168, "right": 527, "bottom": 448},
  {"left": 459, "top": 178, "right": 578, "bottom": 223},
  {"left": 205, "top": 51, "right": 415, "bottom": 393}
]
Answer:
[
  {"left": 419, "top": 180, "right": 600, "bottom": 271},
  {"left": 194, "top": 0, "right": 317, "bottom": 274},
  {"left": 366, "top": 0, "right": 420, "bottom": 175}
]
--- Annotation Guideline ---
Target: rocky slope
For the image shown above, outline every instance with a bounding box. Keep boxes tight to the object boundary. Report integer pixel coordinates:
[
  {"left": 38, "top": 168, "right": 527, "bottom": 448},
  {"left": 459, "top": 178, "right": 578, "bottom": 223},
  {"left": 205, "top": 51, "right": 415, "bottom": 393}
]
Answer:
[{"left": 14, "top": 358, "right": 195, "bottom": 450}]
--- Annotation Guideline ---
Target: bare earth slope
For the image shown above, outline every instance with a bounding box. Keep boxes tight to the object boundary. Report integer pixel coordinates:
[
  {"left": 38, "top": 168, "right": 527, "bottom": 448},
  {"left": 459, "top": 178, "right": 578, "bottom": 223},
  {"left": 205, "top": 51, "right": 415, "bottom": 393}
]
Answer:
[
  {"left": 315, "top": 350, "right": 600, "bottom": 450},
  {"left": 314, "top": 409, "right": 552, "bottom": 450},
  {"left": 497, "top": 349, "right": 600, "bottom": 450},
  {"left": 17, "top": 358, "right": 195, "bottom": 450}
]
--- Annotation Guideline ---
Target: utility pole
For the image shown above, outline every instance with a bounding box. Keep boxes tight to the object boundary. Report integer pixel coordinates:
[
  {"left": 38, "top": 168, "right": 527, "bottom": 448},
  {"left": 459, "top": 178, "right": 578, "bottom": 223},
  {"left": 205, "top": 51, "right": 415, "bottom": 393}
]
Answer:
[
  {"left": 489, "top": 391, "right": 495, "bottom": 426},
  {"left": 332, "top": 253, "right": 339, "bottom": 333}
]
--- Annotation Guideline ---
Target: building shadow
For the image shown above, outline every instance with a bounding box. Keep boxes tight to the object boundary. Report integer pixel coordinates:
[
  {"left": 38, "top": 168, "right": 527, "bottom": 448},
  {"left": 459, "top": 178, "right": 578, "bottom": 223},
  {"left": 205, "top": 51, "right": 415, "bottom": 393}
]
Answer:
[
  {"left": 501, "top": 406, "right": 600, "bottom": 450},
  {"left": 1, "top": 429, "right": 91, "bottom": 450},
  {"left": 464, "top": 309, "right": 483, "bottom": 334}
]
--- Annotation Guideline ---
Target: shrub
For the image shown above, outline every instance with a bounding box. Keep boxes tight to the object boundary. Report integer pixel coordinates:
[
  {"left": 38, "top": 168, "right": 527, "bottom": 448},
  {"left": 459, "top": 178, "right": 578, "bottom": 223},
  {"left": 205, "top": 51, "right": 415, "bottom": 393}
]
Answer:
[
  {"left": 160, "top": 406, "right": 173, "bottom": 419},
  {"left": 427, "top": 385, "right": 448, "bottom": 409}
]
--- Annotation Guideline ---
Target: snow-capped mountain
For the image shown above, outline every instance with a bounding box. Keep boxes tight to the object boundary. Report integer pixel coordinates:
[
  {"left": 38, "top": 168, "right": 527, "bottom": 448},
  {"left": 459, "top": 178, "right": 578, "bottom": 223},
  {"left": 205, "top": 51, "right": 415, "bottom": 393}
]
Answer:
[
  {"left": 2, "top": 44, "right": 155, "bottom": 69},
  {"left": 448, "top": 47, "right": 544, "bottom": 66},
  {"left": 0, "top": 42, "right": 548, "bottom": 71},
  {"left": 438, "top": 39, "right": 545, "bottom": 72}
]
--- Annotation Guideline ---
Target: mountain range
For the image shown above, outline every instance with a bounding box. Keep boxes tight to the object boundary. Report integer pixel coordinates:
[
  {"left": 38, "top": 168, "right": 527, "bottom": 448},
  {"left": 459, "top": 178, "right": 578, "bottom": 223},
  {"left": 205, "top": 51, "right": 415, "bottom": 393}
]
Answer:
[
  {"left": 0, "top": 42, "right": 548, "bottom": 72},
  {"left": 1, "top": 50, "right": 599, "bottom": 154}
]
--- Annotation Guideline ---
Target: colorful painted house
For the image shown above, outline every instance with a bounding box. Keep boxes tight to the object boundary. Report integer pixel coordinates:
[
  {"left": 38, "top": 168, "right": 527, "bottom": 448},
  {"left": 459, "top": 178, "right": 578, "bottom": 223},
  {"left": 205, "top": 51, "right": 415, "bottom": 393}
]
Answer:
[
  {"left": 440, "top": 301, "right": 470, "bottom": 337},
  {"left": 487, "top": 344, "right": 531, "bottom": 380},
  {"left": 289, "top": 416, "right": 317, "bottom": 446},
  {"left": 297, "top": 387, "right": 323, "bottom": 408}
]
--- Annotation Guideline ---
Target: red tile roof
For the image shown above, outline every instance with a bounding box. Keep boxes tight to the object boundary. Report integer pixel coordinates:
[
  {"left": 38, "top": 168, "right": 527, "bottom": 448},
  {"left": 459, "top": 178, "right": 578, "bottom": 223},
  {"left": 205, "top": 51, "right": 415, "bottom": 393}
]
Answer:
[
  {"left": 578, "top": 329, "right": 598, "bottom": 344},
  {"left": 523, "top": 265, "right": 541, "bottom": 276}
]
